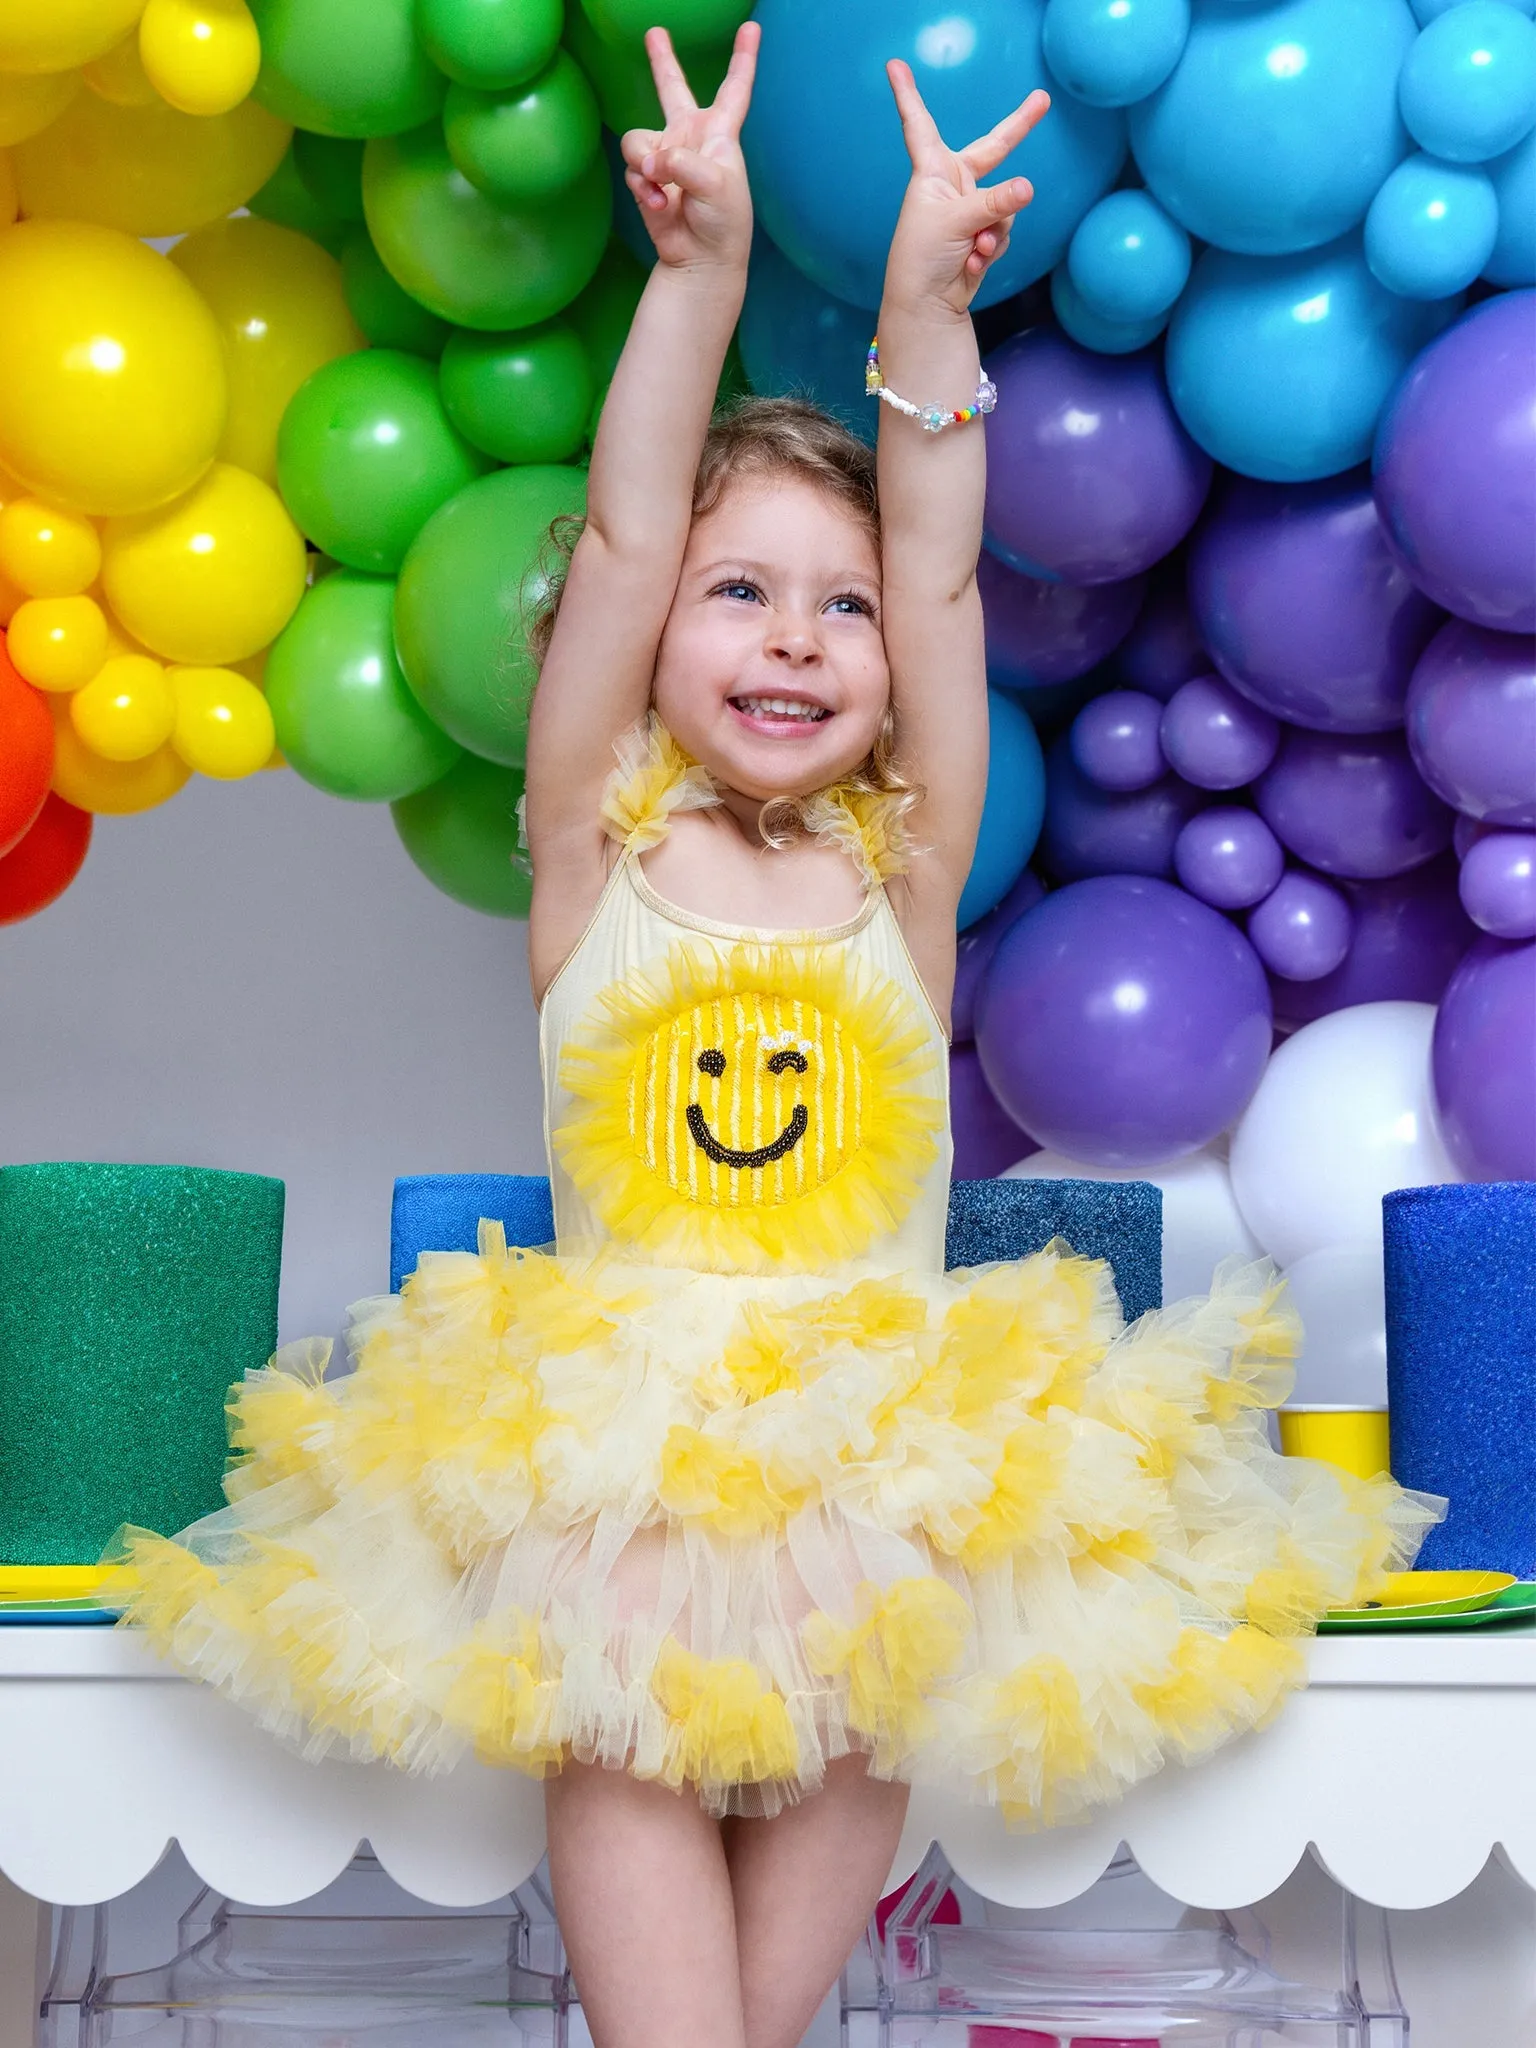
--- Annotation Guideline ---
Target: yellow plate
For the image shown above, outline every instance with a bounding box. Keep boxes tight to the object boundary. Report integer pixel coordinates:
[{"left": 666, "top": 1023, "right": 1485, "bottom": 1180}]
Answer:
[
  {"left": 1327, "top": 1570, "right": 1516, "bottom": 1622},
  {"left": 0, "top": 1565, "right": 107, "bottom": 1599}
]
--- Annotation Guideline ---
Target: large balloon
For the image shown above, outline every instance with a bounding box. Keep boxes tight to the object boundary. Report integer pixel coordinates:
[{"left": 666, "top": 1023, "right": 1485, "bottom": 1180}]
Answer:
[
  {"left": 1188, "top": 472, "right": 1444, "bottom": 733},
  {"left": 266, "top": 570, "right": 461, "bottom": 802},
  {"left": 1373, "top": 290, "right": 1536, "bottom": 632},
  {"left": 1040, "top": 730, "right": 1204, "bottom": 882},
  {"left": 1364, "top": 152, "right": 1500, "bottom": 299},
  {"left": 1398, "top": 1, "right": 1536, "bottom": 164},
  {"left": 1114, "top": 575, "right": 1207, "bottom": 700},
  {"left": 976, "top": 874, "right": 1272, "bottom": 1166},
  {"left": 416, "top": 0, "right": 564, "bottom": 90},
  {"left": 1229, "top": 1001, "right": 1461, "bottom": 1265},
  {"left": 1255, "top": 727, "right": 1454, "bottom": 880},
  {"left": 957, "top": 690, "right": 1046, "bottom": 928},
  {"left": 0, "top": 73, "right": 80, "bottom": 148},
  {"left": 738, "top": 233, "right": 876, "bottom": 442},
  {"left": 1042, "top": 0, "right": 1189, "bottom": 110},
  {"left": 1159, "top": 675, "right": 1279, "bottom": 790},
  {"left": 0, "top": 224, "right": 227, "bottom": 519},
  {"left": 983, "top": 329, "right": 1211, "bottom": 585},
  {"left": 1167, "top": 234, "right": 1451, "bottom": 483},
  {"left": 391, "top": 752, "right": 531, "bottom": 916},
  {"left": 249, "top": 0, "right": 446, "bottom": 136},
  {"left": 340, "top": 230, "right": 453, "bottom": 359},
  {"left": 0, "top": 792, "right": 91, "bottom": 926},
  {"left": 950, "top": 1044, "right": 1038, "bottom": 1178},
  {"left": 1129, "top": 0, "right": 1416, "bottom": 255},
  {"left": 1406, "top": 618, "right": 1536, "bottom": 825},
  {"left": 1269, "top": 854, "right": 1476, "bottom": 1026},
  {"left": 567, "top": 239, "right": 650, "bottom": 390},
  {"left": 1432, "top": 936, "right": 1536, "bottom": 1179},
  {"left": 0, "top": 0, "right": 143, "bottom": 71},
  {"left": 0, "top": 639, "right": 53, "bottom": 856},
  {"left": 979, "top": 553, "right": 1145, "bottom": 696},
  {"left": 745, "top": 0, "right": 1126, "bottom": 312},
  {"left": 1283, "top": 1244, "right": 1389, "bottom": 1409},
  {"left": 171, "top": 218, "right": 364, "bottom": 488},
  {"left": 439, "top": 322, "right": 593, "bottom": 466},
  {"left": 443, "top": 55, "right": 602, "bottom": 204},
  {"left": 394, "top": 464, "right": 587, "bottom": 767}
]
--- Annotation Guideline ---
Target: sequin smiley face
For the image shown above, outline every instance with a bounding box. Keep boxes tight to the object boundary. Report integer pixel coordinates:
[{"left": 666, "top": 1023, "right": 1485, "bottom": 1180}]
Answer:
[{"left": 556, "top": 943, "right": 942, "bottom": 1272}]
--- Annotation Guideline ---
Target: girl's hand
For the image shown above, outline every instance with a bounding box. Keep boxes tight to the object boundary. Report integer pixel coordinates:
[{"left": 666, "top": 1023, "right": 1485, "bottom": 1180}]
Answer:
[
  {"left": 884, "top": 63, "right": 1050, "bottom": 318},
  {"left": 622, "top": 22, "right": 759, "bottom": 274}
]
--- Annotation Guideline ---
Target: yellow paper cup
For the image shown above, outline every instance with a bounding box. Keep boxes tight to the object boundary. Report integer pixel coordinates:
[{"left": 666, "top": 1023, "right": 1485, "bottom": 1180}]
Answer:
[{"left": 1279, "top": 1405, "right": 1391, "bottom": 1481}]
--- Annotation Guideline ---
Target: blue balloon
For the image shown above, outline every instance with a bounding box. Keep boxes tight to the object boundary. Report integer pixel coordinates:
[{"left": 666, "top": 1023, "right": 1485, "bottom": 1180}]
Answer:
[
  {"left": 1166, "top": 233, "right": 1455, "bottom": 482},
  {"left": 1050, "top": 263, "right": 1169, "bottom": 352},
  {"left": 959, "top": 690, "right": 1047, "bottom": 928},
  {"left": 1414, "top": 0, "right": 1534, "bottom": 19},
  {"left": 1365, "top": 151, "right": 1500, "bottom": 297},
  {"left": 739, "top": 233, "right": 875, "bottom": 442},
  {"left": 1399, "top": 2, "right": 1536, "bottom": 164},
  {"left": 1042, "top": 0, "right": 1190, "bottom": 108},
  {"left": 1129, "top": 0, "right": 1416, "bottom": 254},
  {"left": 746, "top": 0, "right": 1127, "bottom": 312},
  {"left": 1068, "top": 188, "right": 1192, "bottom": 320},
  {"left": 1485, "top": 125, "right": 1536, "bottom": 282}
]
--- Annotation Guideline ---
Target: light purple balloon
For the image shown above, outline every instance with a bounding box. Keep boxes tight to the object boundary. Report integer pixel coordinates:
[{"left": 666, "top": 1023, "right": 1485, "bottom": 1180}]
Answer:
[
  {"left": 1188, "top": 470, "right": 1445, "bottom": 732},
  {"left": 1160, "top": 673, "right": 1281, "bottom": 789},
  {"left": 1255, "top": 726, "right": 1455, "bottom": 878},
  {"left": 975, "top": 874, "right": 1273, "bottom": 1167},
  {"left": 1406, "top": 618, "right": 1536, "bottom": 826},
  {"left": 1174, "top": 807, "right": 1285, "bottom": 909},
  {"left": 1041, "top": 731, "right": 1207, "bottom": 881},
  {"left": 950, "top": 1042, "right": 1040, "bottom": 1178},
  {"left": 1432, "top": 935, "right": 1536, "bottom": 1180},
  {"left": 1459, "top": 831, "right": 1536, "bottom": 939},
  {"left": 1115, "top": 574, "right": 1209, "bottom": 701},
  {"left": 1070, "top": 688, "right": 1167, "bottom": 791},
  {"left": 1247, "top": 869, "right": 1354, "bottom": 981},
  {"left": 982, "top": 327, "right": 1214, "bottom": 586},
  {"left": 1269, "top": 853, "right": 1476, "bottom": 1024},
  {"left": 952, "top": 866, "right": 1046, "bottom": 1041},
  {"left": 978, "top": 551, "right": 1148, "bottom": 692},
  {"left": 1374, "top": 289, "right": 1536, "bottom": 633}
]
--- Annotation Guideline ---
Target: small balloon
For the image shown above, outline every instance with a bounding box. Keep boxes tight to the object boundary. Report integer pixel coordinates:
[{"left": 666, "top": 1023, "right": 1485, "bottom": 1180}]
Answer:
[
  {"left": 1459, "top": 830, "right": 1536, "bottom": 939},
  {"left": 391, "top": 751, "right": 531, "bottom": 917},
  {"left": 1255, "top": 726, "right": 1455, "bottom": 880},
  {"left": 581, "top": 0, "right": 753, "bottom": 41},
  {"left": 1269, "top": 854, "right": 1476, "bottom": 1027},
  {"left": 979, "top": 552, "right": 1146, "bottom": 694},
  {"left": 292, "top": 132, "right": 364, "bottom": 222},
  {"left": 443, "top": 54, "right": 601, "bottom": 204},
  {"left": 47, "top": 694, "right": 190, "bottom": 814},
  {"left": 139, "top": 0, "right": 262, "bottom": 118},
  {"left": 1042, "top": 0, "right": 1189, "bottom": 108},
  {"left": 1406, "top": 618, "right": 1536, "bottom": 826},
  {"left": 0, "top": 791, "right": 91, "bottom": 925},
  {"left": 1173, "top": 807, "right": 1284, "bottom": 910},
  {"left": 1069, "top": 688, "right": 1165, "bottom": 792},
  {"left": 438, "top": 322, "right": 593, "bottom": 466},
  {"left": 340, "top": 229, "right": 452, "bottom": 358},
  {"left": 1365, "top": 152, "right": 1500, "bottom": 299},
  {"left": 1246, "top": 869, "right": 1353, "bottom": 981},
  {"left": 958, "top": 691, "right": 1047, "bottom": 929},
  {"left": 0, "top": 636, "right": 54, "bottom": 856},
  {"left": 0, "top": 501, "right": 101, "bottom": 600},
  {"left": 1067, "top": 188, "right": 1191, "bottom": 322},
  {"left": 1159, "top": 674, "right": 1279, "bottom": 790},
  {"left": 1041, "top": 730, "right": 1205, "bottom": 882},
  {"left": 249, "top": 0, "right": 446, "bottom": 137},
  {"left": 1050, "top": 263, "right": 1169, "bottom": 355},
  {"left": 69, "top": 655, "right": 176, "bottom": 761},
  {"left": 1432, "top": 936, "right": 1536, "bottom": 1180},
  {"left": 416, "top": 0, "right": 564, "bottom": 90},
  {"left": 565, "top": 7, "right": 733, "bottom": 133},
  {"left": 8, "top": 595, "right": 109, "bottom": 693},
  {"left": 1398, "top": 1, "right": 1536, "bottom": 164},
  {"left": 169, "top": 666, "right": 276, "bottom": 778}
]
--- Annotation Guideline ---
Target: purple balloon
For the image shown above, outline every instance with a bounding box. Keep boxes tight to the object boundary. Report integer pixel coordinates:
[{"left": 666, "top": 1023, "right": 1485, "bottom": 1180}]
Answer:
[
  {"left": 1070, "top": 689, "right": 1166, "bottom": 791},
  {"left": 1115, "top": 574, "right": 1209, "bottom": 701},
  {"left": 1460, "top": 831, "right": 1536, "bottom": 939},
  {"left": 1453, "top": 812, "right": 1492, "bottom": 860},
  {"left": 1041, "top": 732, "right": 1207, "bottom": 881},
  {"left": 1188, "top": 471, "right": 1444, "bottom": 733},
  {"left": 952, "top": 866, "right": 1047, "bottom": 1041},
  {"left": 1269, "top": 854, "right": 1476, "bottom": 1025},
  {"left": 1374, "top": 290, "right": 1536, "bottom": 633},
  {"left": 1432, "top": 935, "right": 1536, "bottom": 1181},
  {"left": 982, "top": 328, "right": 1213, "bottom": 587},
  {"left": 975, "top": 875, "right": 1273, "bottom": 1167},
  {"left": 1406, "top": 618, "right": 1536, "bottom": 826},
  {"left": 1174, "top": 807, "right": 1285, "bottom": 909},
  {"left": 978, "top": 551, "right": 1148, "bottom": 691},
  {"left": 950, "top": 1042, "right": 1040, "bottom": 1178},
  {"left": 1160, "top": 673, "right": 1281, "bottom": 790},
  {"left": 1247, "top": 870, "right": 1354, "bottom": 981},
  {"left": 1255, "top": 726, "right": 1455, "bottom": 879}
]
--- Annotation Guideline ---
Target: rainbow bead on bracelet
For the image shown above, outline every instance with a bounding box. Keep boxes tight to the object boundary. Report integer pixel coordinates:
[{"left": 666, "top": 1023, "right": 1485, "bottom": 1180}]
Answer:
[{"left": 865, "top": 336, "right": 998, "bottom": 432}]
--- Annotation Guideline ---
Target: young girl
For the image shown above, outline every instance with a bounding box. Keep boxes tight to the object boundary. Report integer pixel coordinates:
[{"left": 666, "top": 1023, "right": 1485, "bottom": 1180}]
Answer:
[{"left": 112, "top": 23, "right": 1434, "bottom": 2048}]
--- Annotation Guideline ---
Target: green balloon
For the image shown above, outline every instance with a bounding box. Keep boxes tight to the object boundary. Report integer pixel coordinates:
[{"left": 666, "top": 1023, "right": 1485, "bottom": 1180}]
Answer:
[
  {"left": 567, "top": 237, "right": 646, "bottom": 387},
  {"left": 580, "top": 0, "right": 751, "bottom": 46},
  {"left": 564, "top": 10, "right": 731, "bottom": 132},
  {"left": 415, "top": 0, "right": 564, "bottom": 91},
  {"left": 249, "top": 0, "right": 445, "bottom": 139},
  {"left": 267, "top": 571, "right": 462, "bottom": 802},
  {"left": 248, "top": 146, "right": 351, "bottom": 256},
  {"left": 392, "top": 753, "right": 531, "bottom": 917},
  {"left": 363, "top": 124, "right": 611, "bottom": 331},
  {"left": 440, "top": 321, "right": 593, "bottom": 463},
  {"left": 443, "top": 54, "right": 601, "bottom": 205},
  {"left": 395, "top": 464, "right": 586, "bottom": 766},
  {"left": 293, "top": 133, "right": 365, "bottom": 224},
  {"left": 340, "top": 230, "right": 452, "bottom": 359},
  {"left": 278, "top": 350, "right": 492, "bottom": 575}
]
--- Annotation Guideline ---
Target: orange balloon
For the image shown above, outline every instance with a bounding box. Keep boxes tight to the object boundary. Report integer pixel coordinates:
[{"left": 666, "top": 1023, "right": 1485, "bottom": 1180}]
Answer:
[{"left": 48, "top": 694, "right": 190, "bottom": 814}]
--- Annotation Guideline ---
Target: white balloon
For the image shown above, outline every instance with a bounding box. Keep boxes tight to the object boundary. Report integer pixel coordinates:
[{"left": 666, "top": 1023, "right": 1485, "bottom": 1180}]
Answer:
[
  {"left": 1004, "top": 1143, "right": 1261, "bottom": 1303},
  {"left": 1229, "top": 1001, "right": 1462, "bottom": 1269},
  {"left": 1282, "top": 1242, "right": 1389, "bottom": 1408}
]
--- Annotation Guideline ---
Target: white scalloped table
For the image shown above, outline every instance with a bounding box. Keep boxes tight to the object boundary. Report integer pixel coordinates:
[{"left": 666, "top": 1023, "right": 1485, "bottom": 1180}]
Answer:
[{"left": 1, "top": 1626, "right": 1532, "bottom": 1911}]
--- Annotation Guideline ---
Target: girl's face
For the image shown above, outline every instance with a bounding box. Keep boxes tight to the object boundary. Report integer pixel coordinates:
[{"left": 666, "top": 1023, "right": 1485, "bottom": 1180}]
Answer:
[{"left": 652, "top": 474, "right": 890, "bottom": 802}]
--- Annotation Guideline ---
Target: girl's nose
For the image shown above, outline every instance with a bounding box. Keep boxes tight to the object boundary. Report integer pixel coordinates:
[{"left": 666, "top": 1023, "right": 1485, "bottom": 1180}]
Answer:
[{"left": 765, "top": 612, "right": 822, "bottom": 665}]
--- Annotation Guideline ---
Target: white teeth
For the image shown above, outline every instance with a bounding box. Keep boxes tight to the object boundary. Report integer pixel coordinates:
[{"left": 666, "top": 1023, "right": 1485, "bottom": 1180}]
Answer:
[{"left": 734, "top": 696, "right": 828, "bottom": 720}]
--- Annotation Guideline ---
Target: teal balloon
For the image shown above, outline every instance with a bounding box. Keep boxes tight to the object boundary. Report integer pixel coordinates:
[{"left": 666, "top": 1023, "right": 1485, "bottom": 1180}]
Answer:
[
  {"left": 1166, "top": 233, "right": 1455, "bottom": 482},
  {"left": 1415, "top": 0, "right": 1534, "bottom": 18},
  {"left": 416, "top": 0, "right": 564, "bottom": 89},
  {"left": 739, "top": 232, "right": 876, "bottom": 441},
  {"left": 249, "top": 0, "right": 446, "bottom": 138},
  {"left": 1067, "top": 188, "right": 1191, "bottom": 322},
  {"left": 293, "top": 134, "right": 365, "bottom": 224},
  {"left": 340, "top": 229, "right": 452, "bottom": 357},
  {"left": 443, "top": 53, "right": 602, "bottom": 203},
  {"left": 267, "top": 570, "right": 462, "bottom": 802},
  {"left": 958, "top": 691, "right": 1046, "bottom": 928},
  {"left": 362, "top": 123, "right": 612, "bottom": 329},
  {"left": 1365, "top": 151, "right": 1500, "bottom": 297},
  {"left": 1042, "top": 0, "right": 1189, "bottom": 109},
  {"left": 391, "top": 753, "right": 531, "bottom": 917},
  {"left": 1050, "top": 262, "right": 1169, "bottom": 353},
  {"left": 278, "top": 350, "right": 491, "bottom": 575},
  {"left": 1485, "top": 125, "right": 1536, "bottom": 282},
  {"left": 394, "top": 464, "right": 587, "bottom": 767},
  {"left": 1130, "top": 0, "right": 1416, "bottom": 254},
  {"left": 439, "top": 321, "right": 594, "bottom": 463},
  {"left": 1399, "top": 1, "right": 1536, "bottom": 163}
]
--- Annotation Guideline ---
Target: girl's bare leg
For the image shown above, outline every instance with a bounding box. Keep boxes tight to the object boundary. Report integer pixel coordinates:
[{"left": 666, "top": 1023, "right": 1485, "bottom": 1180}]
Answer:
[
  {"left": 724, "top": 1755, "right": 910, "bottom": 2048},
  {"left": 545, "top": 1761, "right": 748, "bottom": 2048}
]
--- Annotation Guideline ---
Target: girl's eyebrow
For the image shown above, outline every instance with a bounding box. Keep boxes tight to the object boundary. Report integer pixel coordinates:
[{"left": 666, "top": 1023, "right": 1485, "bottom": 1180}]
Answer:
[{"left": 693, "top": 558, "right": 882, "bottom": 591}]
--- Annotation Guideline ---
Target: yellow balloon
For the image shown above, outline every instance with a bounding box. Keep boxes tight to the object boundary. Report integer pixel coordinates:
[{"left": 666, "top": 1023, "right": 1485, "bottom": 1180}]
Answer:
[
  {"left": 70, "top": 652, "right": 174, "bottom": 760},
  {"left": 102, "top": 462, "right": 307, "bottom": 666},
  {"left": 0, "top": 222, "right": 226, "bottom": 518},
  {"left": 49, "top": 694, "right": 190, "bottom": 814},
  {"left": 82, "top": 32, "right": 160, "bottom": 106},
  {"left": 0, "top": 500, "right": 102, "bottom": 598},
  {"left": 13, "top": 84, "right": 289, "bottom": 238},
  {"left": 8, "top": 595, "right": 109, "bottom": 691},
  {"left": 171, "top": 219, "right": 364, "bottom": 487},
  {"left": 0, "top": 151, "right": 15, "bottom": 229},
  {"left": 0, "top": 70, "right": 80, "bottom": 147},
  {"left": 138, "top": 0, "right": 259, "bottom": 118},
  {"left": 0, "top": 0, "right": 146, "bottom": 74},
  {"left": 169, "top": 665, "right": 274, "bottom": 778}
]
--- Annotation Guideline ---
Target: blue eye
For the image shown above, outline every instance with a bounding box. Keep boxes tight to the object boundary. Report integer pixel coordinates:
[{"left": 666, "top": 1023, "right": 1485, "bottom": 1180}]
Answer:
[
  {"left": 827, "top": 593, "right": 872, "bottom": 617},
  {"left": 717, "top": 581, "right": 761, "bottom": 603}
]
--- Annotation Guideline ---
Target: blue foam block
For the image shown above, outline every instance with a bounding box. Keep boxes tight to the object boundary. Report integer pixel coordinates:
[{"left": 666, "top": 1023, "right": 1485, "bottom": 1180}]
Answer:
[{"left": 390, "top": 1174, "right": 555, "bottom": 1293}]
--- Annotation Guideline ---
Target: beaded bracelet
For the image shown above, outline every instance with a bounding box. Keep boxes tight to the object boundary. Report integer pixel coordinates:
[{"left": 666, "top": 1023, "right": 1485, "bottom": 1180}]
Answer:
[{"left": 865, "top": 336, "right": 998, "bottom": 432}]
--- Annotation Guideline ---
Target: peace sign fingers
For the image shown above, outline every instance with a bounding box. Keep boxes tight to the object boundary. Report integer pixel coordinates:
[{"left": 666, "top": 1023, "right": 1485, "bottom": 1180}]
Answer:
[
  {"left": 886, "top": 59, "right": 950, "bottom": 173},
  {"left": 709, "top": 19, "right": 761, "bottom": 138},
  {"left": 644, "top": 26, "right": 699, "bottom": 127}
]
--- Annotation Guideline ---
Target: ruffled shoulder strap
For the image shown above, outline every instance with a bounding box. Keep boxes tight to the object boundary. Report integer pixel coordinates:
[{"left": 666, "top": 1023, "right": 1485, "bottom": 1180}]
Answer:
[
  {"left": 800, "top": 784, "right": 913, "bottom": 888},
  {"left": 599, "top": 716, "right": 721, "bottom": 853}
]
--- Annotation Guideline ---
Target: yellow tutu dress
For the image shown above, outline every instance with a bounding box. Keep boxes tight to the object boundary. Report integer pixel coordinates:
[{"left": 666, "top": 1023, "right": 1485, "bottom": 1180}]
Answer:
[{"left": 109, "top": 723, "right": 1437, "bottom": 1824}]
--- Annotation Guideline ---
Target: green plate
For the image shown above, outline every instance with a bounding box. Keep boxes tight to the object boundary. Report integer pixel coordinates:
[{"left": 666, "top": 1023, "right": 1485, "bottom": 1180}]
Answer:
[{"left": 1318, "top": 1583, "right": 1536, "bottom": 1633}]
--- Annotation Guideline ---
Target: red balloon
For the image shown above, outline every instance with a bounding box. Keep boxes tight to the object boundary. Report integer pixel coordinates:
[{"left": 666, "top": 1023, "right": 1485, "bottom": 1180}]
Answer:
[
  {"left": 0, "top": 632, "right": 55, "bottom": 857},
  {"left": 0, "top": 791, "right": 92, "bottom": 924}
]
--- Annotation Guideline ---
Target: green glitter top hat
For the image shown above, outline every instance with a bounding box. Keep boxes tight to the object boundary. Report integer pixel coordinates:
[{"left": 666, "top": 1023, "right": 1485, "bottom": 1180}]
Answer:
[{"left": 0, "top": 1162, "right": 285, "bottom": 1565}]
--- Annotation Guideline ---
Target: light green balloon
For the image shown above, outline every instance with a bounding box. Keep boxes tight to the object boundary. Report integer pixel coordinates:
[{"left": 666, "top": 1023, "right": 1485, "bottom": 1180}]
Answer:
[
  {"left": 392, "top": 753, "right": 532, "bottom": 917},
  {"left": 439, "top": 321, "right": 594, "bottom": 463},
  {"left": 564, "top": 10, "right": 733, "bottom": 132},
  {"left": 249, "top": 0, "right": 446, "bottom": 139},
  {"left": 443, "top": 53, "right": 602, "bottom": 204},
  {"left": 416, "top": 0, "right": 564, "bottom": 91},
  {"left": 394, "top": 464, "right": 587, "bottom": 767}
]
